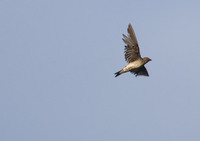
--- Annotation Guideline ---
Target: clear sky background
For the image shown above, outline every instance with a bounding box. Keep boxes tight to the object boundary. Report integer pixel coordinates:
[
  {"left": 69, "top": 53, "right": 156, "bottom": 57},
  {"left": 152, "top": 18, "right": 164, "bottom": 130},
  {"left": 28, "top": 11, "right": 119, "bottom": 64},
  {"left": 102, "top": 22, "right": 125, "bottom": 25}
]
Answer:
[{"left": 1, "top": 0, "right": 200, "bottom": 141}]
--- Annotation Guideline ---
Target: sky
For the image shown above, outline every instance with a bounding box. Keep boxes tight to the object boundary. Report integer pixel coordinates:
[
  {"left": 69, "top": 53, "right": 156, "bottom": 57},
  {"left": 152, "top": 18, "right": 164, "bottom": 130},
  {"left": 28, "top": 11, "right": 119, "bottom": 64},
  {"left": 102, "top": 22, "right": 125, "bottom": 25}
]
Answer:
[{"left": 1, "top": 0, "right": 200, "bottom": 141}]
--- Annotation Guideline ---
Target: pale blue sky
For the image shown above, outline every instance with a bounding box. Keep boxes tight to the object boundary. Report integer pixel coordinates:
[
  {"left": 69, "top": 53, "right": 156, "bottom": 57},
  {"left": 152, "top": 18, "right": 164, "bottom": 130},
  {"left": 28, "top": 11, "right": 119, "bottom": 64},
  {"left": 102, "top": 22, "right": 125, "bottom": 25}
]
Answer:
[{"left": 1, "top": 0, "right": 200, "bottom": 141}]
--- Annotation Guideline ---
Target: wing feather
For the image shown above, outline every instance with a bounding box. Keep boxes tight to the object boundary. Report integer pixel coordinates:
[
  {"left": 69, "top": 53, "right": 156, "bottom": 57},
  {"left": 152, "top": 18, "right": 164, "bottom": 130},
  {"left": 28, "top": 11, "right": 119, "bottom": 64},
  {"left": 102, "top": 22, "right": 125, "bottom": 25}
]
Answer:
[
  {"left": 123, "top": 24, "right": 141, "bottom": 63},
  {"left": 130, "top": 66, "right": 149, "bottom": 77}
]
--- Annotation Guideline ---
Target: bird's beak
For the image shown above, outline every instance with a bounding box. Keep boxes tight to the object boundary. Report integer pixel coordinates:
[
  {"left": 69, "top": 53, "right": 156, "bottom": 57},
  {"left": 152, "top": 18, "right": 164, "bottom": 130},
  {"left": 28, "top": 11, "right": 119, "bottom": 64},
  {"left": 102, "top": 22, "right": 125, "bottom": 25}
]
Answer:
[{"left": 150, "top": 59, "right": 152, "bottom": 61}]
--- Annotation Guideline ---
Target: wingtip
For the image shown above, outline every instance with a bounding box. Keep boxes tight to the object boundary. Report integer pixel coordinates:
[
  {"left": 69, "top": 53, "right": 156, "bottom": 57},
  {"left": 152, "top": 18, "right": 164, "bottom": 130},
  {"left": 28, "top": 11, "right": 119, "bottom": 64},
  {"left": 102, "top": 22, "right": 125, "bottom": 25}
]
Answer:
[{"left": 128, "top": 23, "right": 133, "bottom": 28}]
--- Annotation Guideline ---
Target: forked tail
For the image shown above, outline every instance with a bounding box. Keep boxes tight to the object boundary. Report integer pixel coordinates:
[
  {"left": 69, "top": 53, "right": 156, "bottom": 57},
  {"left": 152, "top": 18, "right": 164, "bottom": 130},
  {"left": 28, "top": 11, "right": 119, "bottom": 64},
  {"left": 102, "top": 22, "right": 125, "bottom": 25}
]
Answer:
[{"left": 114, "top": 70, "right": 122, "bottom": 77}]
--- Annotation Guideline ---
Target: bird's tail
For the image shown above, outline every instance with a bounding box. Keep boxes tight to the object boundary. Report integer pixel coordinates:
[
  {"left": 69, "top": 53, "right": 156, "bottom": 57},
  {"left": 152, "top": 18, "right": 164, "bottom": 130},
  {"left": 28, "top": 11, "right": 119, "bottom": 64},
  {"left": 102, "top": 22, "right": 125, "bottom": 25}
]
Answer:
[{"left": 115, "top": 70, "right": 122, "bottom": 77}]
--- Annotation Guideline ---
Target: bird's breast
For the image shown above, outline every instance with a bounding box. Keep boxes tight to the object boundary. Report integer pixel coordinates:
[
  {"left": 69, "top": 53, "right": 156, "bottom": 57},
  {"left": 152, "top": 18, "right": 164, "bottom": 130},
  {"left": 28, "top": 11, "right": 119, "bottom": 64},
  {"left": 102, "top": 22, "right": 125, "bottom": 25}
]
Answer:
[{"left": 125, "top": 60, "right": 142, "bottom": 71}]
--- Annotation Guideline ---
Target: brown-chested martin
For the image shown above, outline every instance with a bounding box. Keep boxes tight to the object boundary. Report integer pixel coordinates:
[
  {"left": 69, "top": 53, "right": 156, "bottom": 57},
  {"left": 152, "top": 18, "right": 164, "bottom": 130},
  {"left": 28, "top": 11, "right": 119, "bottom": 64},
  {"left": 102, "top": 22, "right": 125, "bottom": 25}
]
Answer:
[{"left": 115, "top": 24, "right": 151, "bottom": 77}]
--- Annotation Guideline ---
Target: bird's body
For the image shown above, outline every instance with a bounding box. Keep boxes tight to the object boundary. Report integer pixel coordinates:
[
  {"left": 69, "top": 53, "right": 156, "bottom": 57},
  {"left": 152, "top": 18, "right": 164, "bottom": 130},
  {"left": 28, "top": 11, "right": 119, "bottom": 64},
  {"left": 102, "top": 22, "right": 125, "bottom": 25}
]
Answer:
[
  {"left": 124, "top": 59, "right": 143, "bottom": 71},
  {"left": 115, "top": 24, "right": 151, "bottom": 77}
]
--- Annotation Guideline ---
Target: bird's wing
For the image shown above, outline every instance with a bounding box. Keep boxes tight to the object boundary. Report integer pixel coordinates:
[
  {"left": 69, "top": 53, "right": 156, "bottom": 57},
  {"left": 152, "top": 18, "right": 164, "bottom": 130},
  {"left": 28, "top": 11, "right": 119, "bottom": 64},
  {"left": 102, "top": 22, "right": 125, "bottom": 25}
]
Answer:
[
  {"left": 130, "top": 66, "right": 149, "bottom": 77},
  {"left": 123, "top": 24, "right": 141, "bottom": 63}
]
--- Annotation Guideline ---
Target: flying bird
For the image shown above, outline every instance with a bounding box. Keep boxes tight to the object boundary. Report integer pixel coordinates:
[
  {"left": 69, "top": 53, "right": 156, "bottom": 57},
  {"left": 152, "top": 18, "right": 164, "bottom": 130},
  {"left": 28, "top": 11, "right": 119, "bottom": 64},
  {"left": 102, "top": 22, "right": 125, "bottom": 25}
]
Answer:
[{"left": 115, "top": 24, "right": 151, "bottom": 77}]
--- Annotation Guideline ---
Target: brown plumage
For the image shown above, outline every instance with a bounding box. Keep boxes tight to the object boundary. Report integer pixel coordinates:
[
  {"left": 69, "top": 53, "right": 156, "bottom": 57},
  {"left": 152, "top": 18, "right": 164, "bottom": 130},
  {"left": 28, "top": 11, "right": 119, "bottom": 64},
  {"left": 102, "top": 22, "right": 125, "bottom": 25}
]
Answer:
[{"left": 115, "top": 24, "right": 151, "bottom": 77}]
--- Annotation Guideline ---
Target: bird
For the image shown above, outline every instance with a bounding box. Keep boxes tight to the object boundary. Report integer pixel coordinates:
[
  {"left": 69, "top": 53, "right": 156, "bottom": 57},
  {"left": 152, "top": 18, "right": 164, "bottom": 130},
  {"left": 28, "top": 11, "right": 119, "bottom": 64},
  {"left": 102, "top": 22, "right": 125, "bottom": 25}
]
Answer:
[{"left": 115, "top": 24, "right": 151, "bottom": 77}]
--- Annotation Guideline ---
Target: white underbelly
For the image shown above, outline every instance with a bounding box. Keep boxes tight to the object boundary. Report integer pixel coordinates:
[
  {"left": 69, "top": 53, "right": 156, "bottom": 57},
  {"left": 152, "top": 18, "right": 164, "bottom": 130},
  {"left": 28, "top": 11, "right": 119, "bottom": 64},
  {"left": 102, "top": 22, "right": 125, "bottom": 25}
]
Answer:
[{"left": 124, "top": 61, "right": 142, "bottom": 71}]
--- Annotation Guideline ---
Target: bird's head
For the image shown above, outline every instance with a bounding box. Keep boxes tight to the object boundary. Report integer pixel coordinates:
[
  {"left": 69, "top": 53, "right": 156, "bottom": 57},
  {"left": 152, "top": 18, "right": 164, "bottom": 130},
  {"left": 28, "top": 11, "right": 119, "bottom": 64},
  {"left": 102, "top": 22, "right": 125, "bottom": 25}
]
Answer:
[{"left": 143, "top": 57, "right": 152, "bottom": 64}]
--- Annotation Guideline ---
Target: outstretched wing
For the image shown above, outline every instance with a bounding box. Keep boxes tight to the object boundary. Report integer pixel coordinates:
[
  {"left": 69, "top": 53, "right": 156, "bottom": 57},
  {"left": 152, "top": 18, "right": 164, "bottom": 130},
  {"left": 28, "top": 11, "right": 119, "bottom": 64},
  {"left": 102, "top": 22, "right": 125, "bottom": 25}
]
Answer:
[
  {"left": 130, "top": 66, "right": 149, "bottom": 77},
  {"left": 123, "top": 24, "right": 141, "bottom": 63}
]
